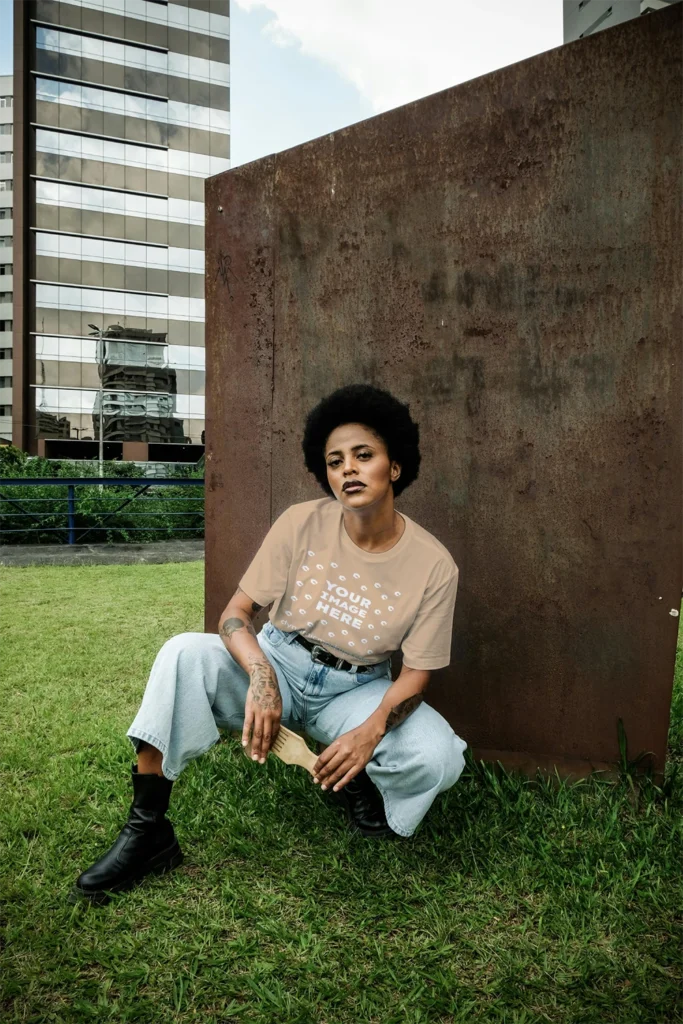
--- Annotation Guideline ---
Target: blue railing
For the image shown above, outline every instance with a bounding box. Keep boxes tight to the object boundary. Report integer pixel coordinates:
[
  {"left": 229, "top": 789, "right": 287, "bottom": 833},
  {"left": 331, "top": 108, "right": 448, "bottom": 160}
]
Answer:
[{"left": 0, "top": 478, "right": 204, "bottom": 545}]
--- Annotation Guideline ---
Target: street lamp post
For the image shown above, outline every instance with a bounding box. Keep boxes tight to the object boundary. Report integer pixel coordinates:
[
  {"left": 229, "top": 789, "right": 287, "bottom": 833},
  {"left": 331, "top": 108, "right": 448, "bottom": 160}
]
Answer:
[
  {"left": 89, "top": 324, "right": 105, "bottom": 489},
  {"left": 98, "top": 335, "right": 104, "bottom": 483}
]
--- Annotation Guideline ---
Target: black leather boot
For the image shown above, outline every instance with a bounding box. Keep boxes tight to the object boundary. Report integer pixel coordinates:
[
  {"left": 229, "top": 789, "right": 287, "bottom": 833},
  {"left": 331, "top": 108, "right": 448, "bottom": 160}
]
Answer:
[
  {"left": 71, "top": 766, "right": 183, "bottom": 902},
  {"left": 328, "top": 768, "right": 397, "bottom": 838}
]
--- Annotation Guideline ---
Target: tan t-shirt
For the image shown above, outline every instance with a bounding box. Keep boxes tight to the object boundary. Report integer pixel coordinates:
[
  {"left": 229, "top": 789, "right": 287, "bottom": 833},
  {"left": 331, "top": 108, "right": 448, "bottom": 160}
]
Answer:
[{"left": 239, "top": 498, "right": 458, "bottom": 670}]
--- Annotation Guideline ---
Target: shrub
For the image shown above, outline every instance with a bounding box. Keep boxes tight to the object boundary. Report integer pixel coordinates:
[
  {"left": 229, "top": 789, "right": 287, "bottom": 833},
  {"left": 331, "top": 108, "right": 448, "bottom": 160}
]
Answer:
[
  {"left": 0, "top": 445, "right": 28, "bottom": 475},
  {"left": 0, "top": 458, "right": 204, "bottom": 544}
]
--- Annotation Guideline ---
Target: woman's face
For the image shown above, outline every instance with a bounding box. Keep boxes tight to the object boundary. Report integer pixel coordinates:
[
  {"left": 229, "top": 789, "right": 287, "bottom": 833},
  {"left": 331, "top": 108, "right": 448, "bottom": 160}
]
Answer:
[{"left": 324, "top": 422, "right": 401, "bottom": 510}]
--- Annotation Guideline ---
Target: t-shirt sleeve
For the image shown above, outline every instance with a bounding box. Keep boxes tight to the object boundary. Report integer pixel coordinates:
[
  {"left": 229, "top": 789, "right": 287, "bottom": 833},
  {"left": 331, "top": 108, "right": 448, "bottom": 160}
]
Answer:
[
  {"left": 238, "top": 507, "right": 293, "bottom": 608},
  {"left": 400, "top": 560, "right": 458, "bottom": 670}
]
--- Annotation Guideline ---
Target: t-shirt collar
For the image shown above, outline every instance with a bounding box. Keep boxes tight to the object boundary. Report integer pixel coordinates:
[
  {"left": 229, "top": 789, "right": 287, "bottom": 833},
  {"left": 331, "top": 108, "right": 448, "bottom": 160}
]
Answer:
[{"left": 338, "top": 506, "right": 412, "bottom": 561}]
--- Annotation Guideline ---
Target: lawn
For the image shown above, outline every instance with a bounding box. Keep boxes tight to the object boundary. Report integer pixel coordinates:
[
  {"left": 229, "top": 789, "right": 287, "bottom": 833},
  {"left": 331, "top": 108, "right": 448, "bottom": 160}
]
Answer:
[{"left": 1, "top": 563, "right": 681, "bottom": 1024}]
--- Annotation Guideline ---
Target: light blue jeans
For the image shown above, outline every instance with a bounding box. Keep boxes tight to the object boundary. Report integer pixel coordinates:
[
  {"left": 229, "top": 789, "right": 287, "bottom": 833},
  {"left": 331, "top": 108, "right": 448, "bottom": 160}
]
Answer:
[{"left": 127, "top": 620, "right": 467, "bottom": 837}]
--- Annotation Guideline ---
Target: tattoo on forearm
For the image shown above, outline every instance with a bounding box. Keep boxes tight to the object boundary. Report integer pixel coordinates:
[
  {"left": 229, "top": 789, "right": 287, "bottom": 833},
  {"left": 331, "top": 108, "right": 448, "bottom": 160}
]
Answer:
[
  {"left": 385, "top": 694, "right": 424, "bottom": 731},
  {"left": 219, "top": 616, "right": 256, "bottom": 641},
  {"left": 247, "top": 656, "right": 282, "bottom": 713},
  {"left": 233, "top": 586, "right": 263, "bottom": 615}
]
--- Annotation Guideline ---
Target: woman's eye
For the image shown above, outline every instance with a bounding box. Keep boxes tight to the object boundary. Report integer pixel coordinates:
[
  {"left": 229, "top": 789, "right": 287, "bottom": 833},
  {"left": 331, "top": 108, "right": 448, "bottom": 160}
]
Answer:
[{"left": 327, "top": 453, "right": 371, "bottom": 466}]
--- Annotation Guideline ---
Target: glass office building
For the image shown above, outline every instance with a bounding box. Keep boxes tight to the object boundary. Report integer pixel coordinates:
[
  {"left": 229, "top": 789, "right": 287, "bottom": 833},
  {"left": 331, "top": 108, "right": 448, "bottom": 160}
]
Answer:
[
  {"left": 13, "top": 0, "right": 229, "bottom": 462},
  {"left": 0, "top": 75, "right": 13, "bottom": 444},
  {"left": 563, "top": 0, "right": 681, "bottom": 42}
]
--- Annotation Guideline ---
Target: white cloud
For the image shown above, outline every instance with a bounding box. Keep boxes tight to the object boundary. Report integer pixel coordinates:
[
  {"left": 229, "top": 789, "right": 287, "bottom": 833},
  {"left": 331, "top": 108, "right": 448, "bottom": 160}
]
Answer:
[{"left": 234, "top": 0, "right": 562, "bottom": 114}]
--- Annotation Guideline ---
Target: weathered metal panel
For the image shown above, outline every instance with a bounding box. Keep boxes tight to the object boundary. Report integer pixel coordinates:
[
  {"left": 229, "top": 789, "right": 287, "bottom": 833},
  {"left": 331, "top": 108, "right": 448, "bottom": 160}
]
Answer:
[
  {"left": 205, "top": 7, "right": 682, "bottom": 776},
  {"left": 204, "top": 160, "right": 276, "bottom": 635}
]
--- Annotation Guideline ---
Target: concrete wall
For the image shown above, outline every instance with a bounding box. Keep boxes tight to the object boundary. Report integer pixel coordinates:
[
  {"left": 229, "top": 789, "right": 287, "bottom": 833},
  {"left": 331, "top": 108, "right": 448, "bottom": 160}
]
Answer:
[{"left": 204, "top": 7, "right": 682, "bottom": 778}]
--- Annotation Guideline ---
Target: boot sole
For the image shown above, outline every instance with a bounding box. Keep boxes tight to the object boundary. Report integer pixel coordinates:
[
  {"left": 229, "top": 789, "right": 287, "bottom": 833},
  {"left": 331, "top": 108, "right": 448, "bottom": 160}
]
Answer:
[{"left": 70, "top": 841, "right": 184, "bottom": 905}]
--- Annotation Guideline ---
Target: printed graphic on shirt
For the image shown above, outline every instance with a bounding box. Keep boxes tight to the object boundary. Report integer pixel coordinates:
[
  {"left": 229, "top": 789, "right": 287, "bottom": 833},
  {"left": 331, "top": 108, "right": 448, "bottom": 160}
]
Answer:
[
  {"left": 238, "top": 498, "right": 458, "bottom": 669},
  {"left": 277, "top": 555, "right": 403, "bottom": 656}
]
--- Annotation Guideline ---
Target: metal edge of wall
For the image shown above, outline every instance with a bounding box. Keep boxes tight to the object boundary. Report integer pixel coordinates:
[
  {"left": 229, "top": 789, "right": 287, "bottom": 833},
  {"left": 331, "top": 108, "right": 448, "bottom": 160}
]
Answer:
[{"left": 203, "top": 162, "right": 277, "bottom": 633}]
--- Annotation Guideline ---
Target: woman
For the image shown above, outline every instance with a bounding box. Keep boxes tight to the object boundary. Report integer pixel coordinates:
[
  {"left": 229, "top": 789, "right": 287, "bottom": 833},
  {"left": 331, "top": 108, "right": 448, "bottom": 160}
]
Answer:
[{"left": 73, "top": 384, "right": 468, "bottom": 901}]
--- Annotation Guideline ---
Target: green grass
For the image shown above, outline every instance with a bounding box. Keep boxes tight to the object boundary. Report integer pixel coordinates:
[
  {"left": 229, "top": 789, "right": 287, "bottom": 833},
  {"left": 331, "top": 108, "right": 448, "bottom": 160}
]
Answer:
[{"left": 1, "top": 563, "right": 681, "bottom": 1024}]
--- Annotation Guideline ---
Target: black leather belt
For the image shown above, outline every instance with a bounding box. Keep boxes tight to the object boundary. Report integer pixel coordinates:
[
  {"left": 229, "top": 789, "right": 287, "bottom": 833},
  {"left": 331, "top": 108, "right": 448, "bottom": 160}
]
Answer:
[{"left": 293, "top": 633, "right": 357, "bottom": 671}]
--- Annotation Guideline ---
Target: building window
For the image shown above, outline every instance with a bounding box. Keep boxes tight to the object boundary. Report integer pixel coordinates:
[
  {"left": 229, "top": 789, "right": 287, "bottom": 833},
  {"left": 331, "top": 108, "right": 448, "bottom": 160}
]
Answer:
[
  {"left": 35, "top": 231, "right": 204, "bottom": 274},
  {"left": 0, "top": 124, "right": 12, "bottom": 135},
  {"left": 0, "top": 97, "right": 12, "bottom": 108},
  {"left": 0, "top": 181, "right": 13, "bottom": 192},
  {"left": 0, "top": 265, "right": 12, "bottom": 275},
  {"left": 33, "top": 386, "right": 200, "bottom": 444},
  {"left": 34, "top": 77, "right": 229, "bottom": 135},
  {"left": 0, "top": 319, "right": 12, "bottom": 330},
  {"left": 0, "top": 348, "right": 11, "bottom": 358},
  {"left": 0, "top": 405, "right": 11, "bottom": 415},
  {"left": 35, "top": 284, "right": 204, "bottom": 323},
  {"left": 0, "top": 238, "right": 12, "bottom": 247},
  {"left": 0, "top": 154, "right": 12, "bottom": 164},
  {"left": 36, "top": 77, "right": 168, "bottom": 124},
  {"left": 36, "top": 28, "right": 229, "bottom": 87},
  {"left": 34, "top": 127, "right": 226, "bottom": 180},
  {"left": 34, "top": 180, "right": 204, "bottom": 227},
  {"left": 0, "top": 209, "right": 12, "bottom": 219},
  {"left": 0, "top": 376, "right": 11, "bottom": 387}
]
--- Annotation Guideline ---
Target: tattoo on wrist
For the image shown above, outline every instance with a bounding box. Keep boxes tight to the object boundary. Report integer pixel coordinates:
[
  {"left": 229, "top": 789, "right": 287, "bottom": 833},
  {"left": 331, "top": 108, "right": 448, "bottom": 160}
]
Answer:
[
  {"left": 219, "top": 616, "right": 256, "bottom": 641},
  {"left": 248, "top": 656, "right": 282, "bottom": 712},
  {"left": 385, "top": 694, "right": 423, "bottom": 731}
]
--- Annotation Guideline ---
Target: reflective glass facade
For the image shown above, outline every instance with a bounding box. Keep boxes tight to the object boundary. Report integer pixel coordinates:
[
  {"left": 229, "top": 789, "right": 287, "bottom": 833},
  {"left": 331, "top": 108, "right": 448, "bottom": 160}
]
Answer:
[
  {"left": 563, "top": 1, "right": 648, "bottom": 42},
  {"left": 36, "top": 26, "right": 230, "bottom": 85},
  {"left": 0, "top": 75, "right": 12, "bottom": 442},
  {"left": 15, "top": 0, "right": 230, "bottom": 457},
  {"left": 35, "top": 180, "right": 204, "bottom": 224},
  {"left": 35, "top": 232, "right": 205, "bottom": 272},
  {"left": 34, "top": 324, "right": 205, "bottom": 443}
]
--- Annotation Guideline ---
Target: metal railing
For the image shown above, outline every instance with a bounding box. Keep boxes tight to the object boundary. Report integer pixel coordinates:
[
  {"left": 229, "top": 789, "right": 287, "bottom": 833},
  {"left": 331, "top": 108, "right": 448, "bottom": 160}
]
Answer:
[{"left": 0, "top": 478, "right": 204, "bottom": 545}]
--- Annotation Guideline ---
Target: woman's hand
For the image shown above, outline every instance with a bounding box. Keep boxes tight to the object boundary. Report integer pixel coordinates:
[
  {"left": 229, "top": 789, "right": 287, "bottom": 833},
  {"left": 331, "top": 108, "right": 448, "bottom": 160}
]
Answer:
[
  {"left": 313, "top": 725, "right": 382, "bottom": 792},
  {"left": 242, "top": 655, "right": 282, "bottom": 763}
]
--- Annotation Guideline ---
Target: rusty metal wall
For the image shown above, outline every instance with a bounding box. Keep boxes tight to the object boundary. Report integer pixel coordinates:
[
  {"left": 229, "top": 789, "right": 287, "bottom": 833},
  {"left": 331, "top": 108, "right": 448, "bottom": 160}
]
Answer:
[{"left": 205, "top": 7, "right": 682, "bottom": 777}]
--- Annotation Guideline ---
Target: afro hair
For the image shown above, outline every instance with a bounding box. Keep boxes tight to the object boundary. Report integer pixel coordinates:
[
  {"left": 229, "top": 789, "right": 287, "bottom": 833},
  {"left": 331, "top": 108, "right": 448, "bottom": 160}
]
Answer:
[{"left": 302, "top": 384, "right": 421, "bottom": 499}]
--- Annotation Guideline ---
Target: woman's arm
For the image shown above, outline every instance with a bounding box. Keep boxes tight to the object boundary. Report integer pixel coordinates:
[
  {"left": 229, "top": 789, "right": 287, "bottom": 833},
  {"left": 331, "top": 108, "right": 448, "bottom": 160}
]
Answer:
[
  {"left": 363, "top": 665, "right": 431, "bottom": 741},
  {"left": 312, "top": 666, "right": 431, "bottom": 792},
  {"left": 217, "top": 587, "right": 282, "bottom": 764}
]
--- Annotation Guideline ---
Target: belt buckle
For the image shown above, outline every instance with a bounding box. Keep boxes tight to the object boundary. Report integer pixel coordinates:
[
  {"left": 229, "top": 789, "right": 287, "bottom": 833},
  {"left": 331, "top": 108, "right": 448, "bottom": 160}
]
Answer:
[
  {"left": 310, "top": 644, "right": 326, "bottom": 664},
  {"left": 310, "top": 643, "right": 351, "bottom": 672}
]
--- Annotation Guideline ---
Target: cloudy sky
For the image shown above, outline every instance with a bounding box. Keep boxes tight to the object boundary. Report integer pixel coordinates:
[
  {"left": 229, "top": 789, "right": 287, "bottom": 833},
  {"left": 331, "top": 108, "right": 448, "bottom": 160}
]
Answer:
[{"left": 0, "top": 0, "right": 563, "bottom": 167}]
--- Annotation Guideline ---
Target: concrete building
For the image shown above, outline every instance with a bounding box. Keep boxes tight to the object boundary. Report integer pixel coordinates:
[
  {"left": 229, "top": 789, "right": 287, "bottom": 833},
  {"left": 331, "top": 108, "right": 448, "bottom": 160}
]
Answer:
[
  {"left": 12, "top": 0, "right": 230, "bottom": 463},
  {"left": 563, "top": 0, "right": 681, "bottom": 42},
  {"left": 0, "top": 75, "right": 13, "bottom": 444}
]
